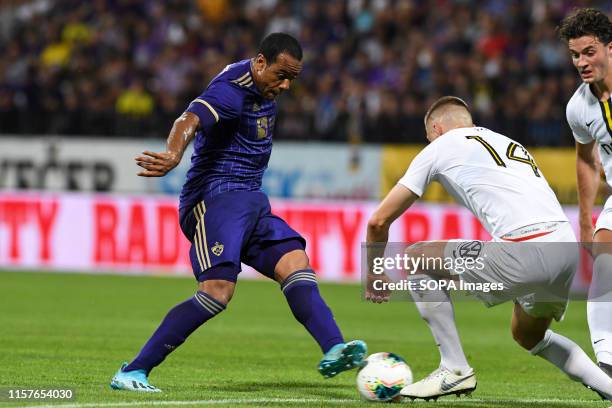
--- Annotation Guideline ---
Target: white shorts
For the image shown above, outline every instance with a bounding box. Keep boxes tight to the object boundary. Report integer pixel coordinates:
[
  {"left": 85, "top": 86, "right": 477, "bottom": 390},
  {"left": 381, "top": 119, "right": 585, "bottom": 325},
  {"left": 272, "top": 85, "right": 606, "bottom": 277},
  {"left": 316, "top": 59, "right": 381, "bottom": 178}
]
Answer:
[
  {"left": 595, "top": 196, "right": 612, "bottom": 234},
  {"left": 444, "top": 223, "right": 578, "bottom": 321}
]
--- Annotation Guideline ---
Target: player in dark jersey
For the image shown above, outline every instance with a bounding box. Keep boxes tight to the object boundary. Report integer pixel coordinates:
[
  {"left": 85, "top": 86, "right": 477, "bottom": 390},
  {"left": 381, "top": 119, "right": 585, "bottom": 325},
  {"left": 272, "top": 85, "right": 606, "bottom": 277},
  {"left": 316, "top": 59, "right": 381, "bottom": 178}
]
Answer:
[{"left": 110, "top": 33, "right": 366, "bottom": 392}]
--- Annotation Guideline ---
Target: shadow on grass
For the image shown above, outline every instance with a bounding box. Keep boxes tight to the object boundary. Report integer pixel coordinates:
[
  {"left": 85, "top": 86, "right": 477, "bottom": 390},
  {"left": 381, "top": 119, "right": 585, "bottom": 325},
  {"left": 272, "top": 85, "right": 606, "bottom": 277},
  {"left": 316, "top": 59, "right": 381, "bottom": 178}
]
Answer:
[{"left": 217, "top": 379, "right": 351, "bottom": 398}]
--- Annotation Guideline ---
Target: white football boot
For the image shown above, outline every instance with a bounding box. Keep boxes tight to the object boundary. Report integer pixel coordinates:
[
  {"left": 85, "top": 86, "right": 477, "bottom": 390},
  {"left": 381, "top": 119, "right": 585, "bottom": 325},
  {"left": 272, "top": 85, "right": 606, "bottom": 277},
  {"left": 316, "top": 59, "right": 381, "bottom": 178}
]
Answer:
[{"left": 400, "top": 366, "right": 476, "bottom": 401}]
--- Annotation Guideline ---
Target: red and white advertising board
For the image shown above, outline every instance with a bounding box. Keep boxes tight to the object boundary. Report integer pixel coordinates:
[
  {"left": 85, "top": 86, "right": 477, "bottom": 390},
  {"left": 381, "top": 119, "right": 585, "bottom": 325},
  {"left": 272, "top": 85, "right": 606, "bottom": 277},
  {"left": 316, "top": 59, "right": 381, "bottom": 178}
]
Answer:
[{"left": 0, "top": 191, "right": 595, "bottom": 291}]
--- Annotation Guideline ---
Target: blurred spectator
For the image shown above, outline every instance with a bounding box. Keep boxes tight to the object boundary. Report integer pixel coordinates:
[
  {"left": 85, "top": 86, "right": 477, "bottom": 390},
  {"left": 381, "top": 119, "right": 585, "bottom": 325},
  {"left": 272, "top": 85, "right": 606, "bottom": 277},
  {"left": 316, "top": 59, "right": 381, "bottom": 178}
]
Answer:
[
  {"left": 1, "top": 0, "right": 611, "bottom": 146},
  {"left": 115, "top": 79, "right": 155, "bottom": 136},
  {"left": 116, "top": 79, "right": 154, "bottom": 117}
]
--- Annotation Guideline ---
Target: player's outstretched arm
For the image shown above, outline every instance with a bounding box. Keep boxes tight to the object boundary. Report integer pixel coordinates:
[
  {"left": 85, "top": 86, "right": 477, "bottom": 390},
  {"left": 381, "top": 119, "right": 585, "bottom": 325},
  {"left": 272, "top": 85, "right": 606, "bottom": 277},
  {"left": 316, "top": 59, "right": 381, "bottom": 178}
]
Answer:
[
  {"left": 576, "top": 141, "right": 600, "bottom": 245},
  {"left": 365, "top": 185, "right": 419, "bottom": 303},
  {"left": 135, "top": 112, "right": 200, "bottom": 177},
  {"left": 367, "top": 184, "right": 419, "bottom": 242}
]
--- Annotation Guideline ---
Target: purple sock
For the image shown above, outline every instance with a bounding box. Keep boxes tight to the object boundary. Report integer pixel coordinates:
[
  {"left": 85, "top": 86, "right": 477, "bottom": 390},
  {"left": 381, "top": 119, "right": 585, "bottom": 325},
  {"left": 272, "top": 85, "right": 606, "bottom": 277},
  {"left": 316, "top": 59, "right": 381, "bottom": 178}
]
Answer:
[
  {"left": 125, "top": 291, "right": 225, "bottom": 374},
  {"left": 281, "top": 269, "right": 344, "bottom": 353}
]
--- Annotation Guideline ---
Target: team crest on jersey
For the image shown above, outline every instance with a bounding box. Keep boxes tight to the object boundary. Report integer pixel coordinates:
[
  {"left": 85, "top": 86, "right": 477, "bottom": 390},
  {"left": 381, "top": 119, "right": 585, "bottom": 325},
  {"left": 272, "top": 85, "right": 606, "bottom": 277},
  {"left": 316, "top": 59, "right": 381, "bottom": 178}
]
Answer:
[
  {"left": 253, "top": 103, "right": 260, "bottom": 112},
  {"left": 453, "top": 241, "right": 483, "bottom": 260},
  {"left": 257, "top": 116, "right": 273, "bottom": 139},
  {"left": 211, "top": 242, "right": 224, "bottom": 256}
]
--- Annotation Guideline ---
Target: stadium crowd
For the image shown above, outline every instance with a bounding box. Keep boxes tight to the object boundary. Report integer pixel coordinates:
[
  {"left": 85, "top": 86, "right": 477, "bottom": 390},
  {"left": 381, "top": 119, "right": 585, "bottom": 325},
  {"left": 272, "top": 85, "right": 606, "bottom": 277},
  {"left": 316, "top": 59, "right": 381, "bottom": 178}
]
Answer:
[{"left": 0, "top": 0, "right": 610, "bottom": 145}]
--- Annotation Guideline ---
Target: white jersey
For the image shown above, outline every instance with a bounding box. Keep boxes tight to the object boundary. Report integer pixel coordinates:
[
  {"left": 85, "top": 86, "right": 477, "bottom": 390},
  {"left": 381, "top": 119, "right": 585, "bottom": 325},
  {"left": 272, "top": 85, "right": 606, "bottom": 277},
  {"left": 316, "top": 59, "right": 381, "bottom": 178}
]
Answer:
[
  {"left": 566, "top": 82, "right": 612, "bottom": 188},
  {"left": 398, "top": 126, "right": 568, "bottom": 239}
]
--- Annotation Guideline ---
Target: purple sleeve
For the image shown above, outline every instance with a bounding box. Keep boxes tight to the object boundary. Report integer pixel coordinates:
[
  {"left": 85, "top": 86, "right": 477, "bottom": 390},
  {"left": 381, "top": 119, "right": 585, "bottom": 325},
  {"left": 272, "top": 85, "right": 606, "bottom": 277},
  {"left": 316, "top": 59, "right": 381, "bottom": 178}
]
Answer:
[{"left": 185, "top": 81, "right": 244, "bottom": 129}]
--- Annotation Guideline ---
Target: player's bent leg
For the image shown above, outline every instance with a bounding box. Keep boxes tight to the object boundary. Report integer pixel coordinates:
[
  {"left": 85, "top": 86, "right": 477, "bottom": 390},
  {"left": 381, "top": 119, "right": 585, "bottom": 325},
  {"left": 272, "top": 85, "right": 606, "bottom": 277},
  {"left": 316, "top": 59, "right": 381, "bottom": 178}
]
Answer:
[
  {"left": 198, "top": 278, "right": 236, "bottom": 305},
  {"left": 511, "top": 302, "right": 551, "bottom": 350},
  {"left": 273, "top": 248, "right": 343, "bottom": 353},
  {"left": 518, "top": 303, "right": 612, "bottom": 400},
  {"left": 589, "top": 228, "right": 612, "bottom": 374},
  {"left": 400, "top": 240, "right": 477, "bottom": 400},
  {"left": 408, "top": 274, "right": 472, "bottom": 374},
  {"left": 112, "top": 199, "right": 247, "bottom": 391},
  {"left": 405, "top": 241, "right": 472, "bottom": 375},
  {"left": 273, "top": 248, "right": 310, "bottom": 282},
  {"left": 111, "top": 276, "right": 235, "bottom": 392},
  {"left": 269, "top": 246, "right": 367, "bottom": 378},
  {"left": 112, "top": 287, "right": 229, "bottom": 392}
]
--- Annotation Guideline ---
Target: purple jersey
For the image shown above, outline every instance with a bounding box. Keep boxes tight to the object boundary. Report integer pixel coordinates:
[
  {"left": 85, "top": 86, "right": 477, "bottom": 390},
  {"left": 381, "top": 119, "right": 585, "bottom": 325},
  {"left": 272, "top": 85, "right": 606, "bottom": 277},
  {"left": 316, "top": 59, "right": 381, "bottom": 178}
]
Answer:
[{"left": 179, "top": 59, "right": 276, "bottom": 211}]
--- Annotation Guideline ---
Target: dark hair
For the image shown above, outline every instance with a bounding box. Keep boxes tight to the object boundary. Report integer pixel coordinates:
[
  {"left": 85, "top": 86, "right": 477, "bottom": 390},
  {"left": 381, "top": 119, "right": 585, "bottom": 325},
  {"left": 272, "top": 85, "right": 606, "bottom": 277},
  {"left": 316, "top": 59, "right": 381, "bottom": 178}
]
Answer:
[
  {"left": 558, "top": 8, "right": 612, "bottom": 44},
  {"left": 258, "top": 32, "right": 303, "bottom": 63},
  {"left": 424, "top": 96, "right": 470, "bottom": 126}
]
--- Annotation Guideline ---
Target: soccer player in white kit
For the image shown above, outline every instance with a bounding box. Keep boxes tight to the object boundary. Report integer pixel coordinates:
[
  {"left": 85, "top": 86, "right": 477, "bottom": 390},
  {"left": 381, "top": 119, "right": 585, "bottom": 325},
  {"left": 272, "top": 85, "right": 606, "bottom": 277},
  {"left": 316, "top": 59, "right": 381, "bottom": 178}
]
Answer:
[
  {"left": 366, "top": 96, "right": 612, "bottom": 401},
  {"left": 561, "top": 7, "right": 612, "bottom": 378}
]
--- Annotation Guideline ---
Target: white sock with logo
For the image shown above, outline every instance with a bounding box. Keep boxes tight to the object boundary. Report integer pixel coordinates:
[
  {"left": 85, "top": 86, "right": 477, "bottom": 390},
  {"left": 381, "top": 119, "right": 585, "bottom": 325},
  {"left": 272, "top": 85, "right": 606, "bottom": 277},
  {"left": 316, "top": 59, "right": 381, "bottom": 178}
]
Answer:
[
  {"left": 531, "top": 330, "right": 612, "bottom": 398},
  {"left": 588, "top": 254, "right": 612, "bottom": 365},
  {"left": 410, "top": 275, "right": 471, "bottom": 374}
]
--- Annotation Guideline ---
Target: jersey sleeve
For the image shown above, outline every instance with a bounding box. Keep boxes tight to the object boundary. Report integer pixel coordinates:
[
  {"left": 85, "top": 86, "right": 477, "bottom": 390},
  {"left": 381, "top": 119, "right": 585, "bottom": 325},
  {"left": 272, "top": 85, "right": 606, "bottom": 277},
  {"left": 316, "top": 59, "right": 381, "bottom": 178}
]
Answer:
[
  {"left": 566, "top": 99, "right": 593, "bottom": 144},
  {"left": 185, "top": 81, "right": 245, "bottom": 129},
  {"left": 397, "top": 144, "right": 437, "bottom": 197}
]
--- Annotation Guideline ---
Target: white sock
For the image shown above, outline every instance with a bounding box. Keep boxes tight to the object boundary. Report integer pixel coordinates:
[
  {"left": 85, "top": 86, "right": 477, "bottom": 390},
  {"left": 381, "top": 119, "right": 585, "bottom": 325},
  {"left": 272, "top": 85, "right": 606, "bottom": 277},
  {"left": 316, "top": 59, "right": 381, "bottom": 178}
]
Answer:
[
  {"left": 588, "top": 254, "right": 612, "bottom": 365},
  {"left": 409, "top": 275, "right": 471, "bottom": 374},
  {"left": 530, "top": 330, "right": 612, "bottom": 398}
]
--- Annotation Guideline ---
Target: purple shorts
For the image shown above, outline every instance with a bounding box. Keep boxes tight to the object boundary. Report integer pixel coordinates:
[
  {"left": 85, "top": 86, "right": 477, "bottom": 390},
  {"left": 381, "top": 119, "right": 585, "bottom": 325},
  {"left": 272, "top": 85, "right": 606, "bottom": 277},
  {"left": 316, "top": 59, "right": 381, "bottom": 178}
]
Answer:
[{"left": 179, "top": 191, "right": 305, "bottom": 282}]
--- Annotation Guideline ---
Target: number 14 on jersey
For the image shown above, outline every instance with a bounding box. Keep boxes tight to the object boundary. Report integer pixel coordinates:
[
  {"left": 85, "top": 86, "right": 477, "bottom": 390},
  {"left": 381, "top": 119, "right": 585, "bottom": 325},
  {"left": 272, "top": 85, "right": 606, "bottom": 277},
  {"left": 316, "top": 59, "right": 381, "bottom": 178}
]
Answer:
[{"left": 466, "top": 135, "right": 540, "bottom": 177}]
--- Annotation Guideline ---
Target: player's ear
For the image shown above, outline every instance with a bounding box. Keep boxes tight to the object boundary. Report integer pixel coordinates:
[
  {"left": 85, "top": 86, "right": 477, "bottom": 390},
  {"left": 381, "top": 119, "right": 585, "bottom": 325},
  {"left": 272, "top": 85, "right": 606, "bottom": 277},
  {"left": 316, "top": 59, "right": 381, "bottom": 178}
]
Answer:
[
  {"left": 431, "top": 122, "right": 443, "bottom": 139},
  {"left": 254, "top": 54, "right": 267, "bottom": 73}
]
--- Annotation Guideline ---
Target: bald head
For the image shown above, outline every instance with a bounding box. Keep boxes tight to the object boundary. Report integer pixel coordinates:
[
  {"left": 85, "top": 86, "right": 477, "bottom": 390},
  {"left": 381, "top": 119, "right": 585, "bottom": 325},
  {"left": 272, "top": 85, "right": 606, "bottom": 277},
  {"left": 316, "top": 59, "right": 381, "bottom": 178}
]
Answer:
[{"left": 424, "top": 96, "right": 473, "bottom": 141}]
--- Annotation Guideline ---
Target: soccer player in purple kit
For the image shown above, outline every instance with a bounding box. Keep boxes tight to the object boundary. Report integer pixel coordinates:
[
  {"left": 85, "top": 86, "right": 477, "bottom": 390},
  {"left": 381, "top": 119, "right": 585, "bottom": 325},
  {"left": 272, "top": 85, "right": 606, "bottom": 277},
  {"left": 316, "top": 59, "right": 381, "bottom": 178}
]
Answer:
[{"left": 110, "top": 33, "right": 366, "bottom": 392}]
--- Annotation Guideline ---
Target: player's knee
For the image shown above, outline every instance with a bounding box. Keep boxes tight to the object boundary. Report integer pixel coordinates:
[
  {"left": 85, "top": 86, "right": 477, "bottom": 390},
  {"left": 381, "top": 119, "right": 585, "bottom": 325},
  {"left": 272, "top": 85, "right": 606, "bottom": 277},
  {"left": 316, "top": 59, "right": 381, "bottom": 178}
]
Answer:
[
  {"left": 405, "top": 241, "right": 444, "bottom": 260},
  {"left": 512, "top": 304, "right": 550, "bottom": 350},
  {"left": 274, "top": 250, "right": 310, "bottom": 282},
  {"left": 198, "top": 279, "right": 235, "bottom": 305},
  {"left": 511, "top": 324, "right": 546, "bottom": 350},
  {"left": 404, "top": 242, "right": 427, "bottom": 259}
]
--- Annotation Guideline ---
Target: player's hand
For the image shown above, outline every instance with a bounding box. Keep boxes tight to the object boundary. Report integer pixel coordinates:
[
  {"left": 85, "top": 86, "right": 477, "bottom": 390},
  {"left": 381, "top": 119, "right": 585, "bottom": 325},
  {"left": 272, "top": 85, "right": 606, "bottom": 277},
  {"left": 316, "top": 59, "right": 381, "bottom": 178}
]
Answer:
[
  {"left": 365, "top": 273, "right": 392, "bottom": 303},
  {"left": 135, "top": 150, "right": 180, "bottom": 177}
]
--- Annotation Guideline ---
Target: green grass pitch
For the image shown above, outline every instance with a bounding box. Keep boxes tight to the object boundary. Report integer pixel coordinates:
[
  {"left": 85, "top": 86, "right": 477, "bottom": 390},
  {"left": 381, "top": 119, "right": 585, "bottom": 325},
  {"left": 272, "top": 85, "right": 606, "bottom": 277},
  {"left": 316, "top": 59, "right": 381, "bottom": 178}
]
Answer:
[{"left": 0, "top": 271, "right": 608, "bottom": 408}]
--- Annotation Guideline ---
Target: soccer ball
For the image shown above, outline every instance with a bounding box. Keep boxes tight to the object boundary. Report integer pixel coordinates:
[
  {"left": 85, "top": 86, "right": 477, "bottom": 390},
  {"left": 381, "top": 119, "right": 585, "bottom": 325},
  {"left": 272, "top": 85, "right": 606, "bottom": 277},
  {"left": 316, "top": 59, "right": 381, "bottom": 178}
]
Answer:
[{"left": 356, "top": 352, "right": 413, "bottom": 402}]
